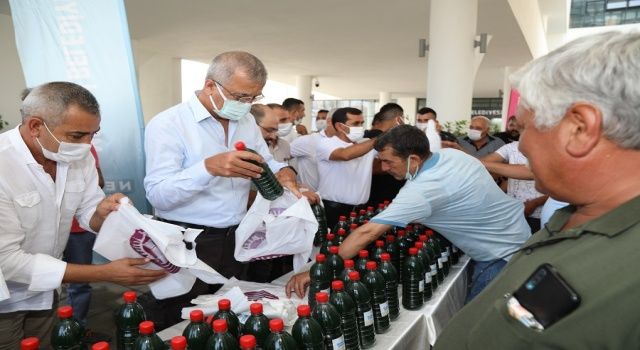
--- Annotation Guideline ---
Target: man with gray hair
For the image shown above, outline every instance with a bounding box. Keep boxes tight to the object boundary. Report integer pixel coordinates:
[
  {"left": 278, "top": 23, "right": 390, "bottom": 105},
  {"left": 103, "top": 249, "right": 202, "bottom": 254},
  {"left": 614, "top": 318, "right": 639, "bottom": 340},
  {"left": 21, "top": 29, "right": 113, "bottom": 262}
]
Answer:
[
  {"left": 0, "top": 82, "right": 165, "bottom": 348},
  {"left": 435, "top": 31, "right": 640, "bottom": 349},
  {"left": 453, "top": 115, "right": 504, "bottom": 158},
  {"left": 144, "top": 51, "right": 307, "bottom": 328}
]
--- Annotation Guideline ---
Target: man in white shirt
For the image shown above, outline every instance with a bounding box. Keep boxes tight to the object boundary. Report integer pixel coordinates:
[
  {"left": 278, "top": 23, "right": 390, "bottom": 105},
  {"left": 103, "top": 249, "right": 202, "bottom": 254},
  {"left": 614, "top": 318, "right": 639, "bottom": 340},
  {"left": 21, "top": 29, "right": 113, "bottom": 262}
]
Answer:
[
  {"left": 144, "top": 51, "right": 304, "bottom": 327},
  {"left": 315, "top": 109, "right": 329, "bottom": 132},
  {"left": 0, "top": 82, "right": 165, "bottom": 348},
  {"left": 316, "top": 107, "right": 379, "bottom": 230},
  {"left": 251, "top": 104, "right": 290, "bottom": 163},
  {"left": 280, "top": 98, "right": 306, "bottom": 142}
]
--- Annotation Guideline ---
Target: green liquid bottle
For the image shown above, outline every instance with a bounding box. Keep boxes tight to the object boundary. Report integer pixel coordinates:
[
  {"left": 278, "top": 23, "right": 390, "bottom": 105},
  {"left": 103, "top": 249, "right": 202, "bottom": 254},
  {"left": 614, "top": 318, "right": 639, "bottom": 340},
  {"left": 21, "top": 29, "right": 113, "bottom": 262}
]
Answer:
[
  {"left": 339, "top": 259, "right": 357, "bottom": 287},
  {"left": 347, "top": 212, "right": 358, "bottom": 227},
  {"left": 312, "top": 204, "right": 328, "bottom": 247},
  {"left": 264, "top": 319, "right": 298, "bottom": 350},
  {"left": 374, "top": 203, "right": 385, "bottom": 216},
  {"left": 320, "top": 233, "right": 335, "bottom": 256},
  {"left": 402, "top": 248, "right": 425, "bottom": 310},
  {"left": 357, "top": 210, "right": 367, "bottom": 226},
  {"left": 134, "top": 321, "right": 165, "bottom": 350},
  {"left": 308, "top": 254, "right": 331, "bottom": 311},
  {"left": 170, "top": 336, "right": 187, "bottom": 350},
  {"left": 355, "top": 250, "right": 369, "bottom": 276},
  {"left": 92, "top": 342, "right": 110, "bottom": 350},
  {"left": 292, "top": 305, "right": 325, "bottom": 350},
  {"left": 336, "top": 228, "right": 347, "bottom": 246},
  {"left": 396, "top": 230, "right": 411, "bottom": 284},
  {"left": 215, "top": 299, "right": 242, "bottom": 340},
  {"left": 183, "top": 309, "right": 213, "bottom": 350},
  {"left": 414, "top": 242, "right": 433, "bottom": 301},
  {"left": 240, "top": 335, "right": 257, "bottom": 350},
  {"left": 207, "top": 319, "right": 240, "bottom": 350},
  {"left": 384, "top": 235, "right": 400, "bottom": 283},
  {"left": 418, "top": 235, "right": 439, "bottom": 291},
  {"left": 371, "top": 240, "right": 386, "bottom": 264},
  {"left": 327, "top": 246, "right": 345, "bottom": 281},
  {"left": 312, "top": 292, "right": 346, "bottom": 350},
  {"left": 330, "top": 281, "right": 361, "bottom": 350},
  {"left": 346, "top": 271, "right": 376, "bottom": 349},
  {"left": 333, "top": 215, "right": 348, "bottom": 238},
  {"left": 21, "top": 337, "right": 40, "bottom": 350},
  {"left": 242, "top": 303, "right": 270, "bottom": 349},
  {"left": 116, "top": 291, "right": 147, "bottom": 350},
  {"left": 363, "top": 262, "right": 390, "bottom": 334},
  {"left": 347, "top": 224, "right": 358, "bottom": 237},
  {"left": 433, "top": 232, "right": 451, "bottom": 276},
  {"left": 51, "top": 306, "right": 83, "bottom": 350},
  {"left": 234, "top": 141, "right": 283, "bottom": 201},
  {"left": 378, "top": 253, "right": 400, "bottom": 321},
  {"left": 425, "top": 232, "right": 444, "bottom": 283}
]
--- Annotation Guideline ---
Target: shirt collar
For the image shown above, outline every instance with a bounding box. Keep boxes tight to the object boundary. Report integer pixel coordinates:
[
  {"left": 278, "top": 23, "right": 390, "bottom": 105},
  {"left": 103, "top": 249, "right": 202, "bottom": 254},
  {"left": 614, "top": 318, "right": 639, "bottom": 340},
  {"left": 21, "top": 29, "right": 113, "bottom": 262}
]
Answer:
[
  {"left": 418, "top": 152, "right": 440, "bottom": 175},
  {"left": 8, "top": 126, "right": 38, "bottom": 165},
  {"left": 188, "top": 91, "right": 214, "bottom": 123}
]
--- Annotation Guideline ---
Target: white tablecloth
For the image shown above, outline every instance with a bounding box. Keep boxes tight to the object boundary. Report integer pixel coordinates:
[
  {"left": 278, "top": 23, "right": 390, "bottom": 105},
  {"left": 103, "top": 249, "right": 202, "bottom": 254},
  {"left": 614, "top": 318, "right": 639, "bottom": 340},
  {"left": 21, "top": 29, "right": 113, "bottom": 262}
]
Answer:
[{"left": 159, "top": 256, "right": 470, "bottom": 348}]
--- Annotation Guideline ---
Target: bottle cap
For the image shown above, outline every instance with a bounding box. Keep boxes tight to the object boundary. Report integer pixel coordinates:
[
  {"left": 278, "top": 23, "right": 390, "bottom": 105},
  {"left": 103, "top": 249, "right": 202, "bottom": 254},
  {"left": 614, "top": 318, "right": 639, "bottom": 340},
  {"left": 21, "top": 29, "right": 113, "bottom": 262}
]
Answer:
[
  {"left": 408, "top": 247, "right": 418, "bottom": 256},
  {"left": 383, "top": 200, "right": 390, "bottom": 205},
  {"left": 234, "top": 141, "right": 246, "bottom": 151},
  {"left": 329, "top": 246, "right": 339, "bottom": 254},
  {"left": 337, "top": 228, "right": 346, "bottom": 236},
  {"left": 57, "top": 306, "right": 73, "bottom": 319},
  {"left": 358, "top": 250, "right": 368, "bottom": 258},
  {"left": 240, "top": 335, "right": 257, "bottom": 349},
  {"left": 339, "top": 215, "right": 347, "bottom": 221},
  {"left": 386, "top": 235, "right": 395, "bottom": 242},
  {"left": 350, "top": 223, "right": 358, "bottom": 230},
  {"left": 270, "top": 319, "right": 284, "bottom": 332},
  {"left": 123, "top": 291, "right": 137, "bottom": 303},
  {"left": 326, "top": 233, "right": 335, "bottom": 241},
  {"left": 139, "top": 321, "right": 155, "bottom": 335},
  {"left": 406, "top": 225, "right": 414, "bottom": 231},
  {"left": 415, "top": 242, "right": 424, "bottom": 249},
  {"left": 170, "top": 336, "right": 187, "bottom": 350},
  {"left": 375, "top": 240, "right": 384, "bottom": 247},
  {"left": 250, "top": 303, "right": 263, "bottom": 315},
  {"left": 213, "top": 319, "right": 228, "bottom": 333},
  {"left": 380, "top": 253, "right": 391, "bottom": 262},
  {"left": 367, "top": 206, "right": 374, "bottom": 212},
  {"left": 218, "top": 299, "right": 231, "bottom": 311},
  {"left": 366, "top": 261, "right": 377, "bottom": 270},
  {"left": 348, "top": 271, "right": 361, "bottom": 281},
  {"left": 344, "top": 259, "right": 354, "bottom": 269},
  {"left": 397, "top": 230, "right": 406, "bottom": 237},
  {"left": 190, "top": 309, "right": 204, "bottom": 322},
  {"left": 350, "top": 212, "right": 357, "bottom": 217},
  {"left": 316, "top": 254, "right": 326, "bottom": 263},
  {"left": 332, "top": 280, "right": 344, "bottom": 291},
  {"left": 20, "top": 338, "right": 40, "bottom": 350},
  {"left": 91, "top": 341, "right": 110, "bottom": 350},
  {"left": 419, "top": 234, "right": 427, "bottom": 242},
  {"left": 297, "top": 304, "right": 311, "bottom": 317},
  {"left": 378, "top": 203, "right": 385, "bottom": 209},
  {"left": 426, "top": 229, "right": 434, "bottom": 235},
  {"left": 315, "top": 292, "right": 329, "bottom": 303},
  {"left": 359, "top": 209, "right": 366, "bottom": 215}
]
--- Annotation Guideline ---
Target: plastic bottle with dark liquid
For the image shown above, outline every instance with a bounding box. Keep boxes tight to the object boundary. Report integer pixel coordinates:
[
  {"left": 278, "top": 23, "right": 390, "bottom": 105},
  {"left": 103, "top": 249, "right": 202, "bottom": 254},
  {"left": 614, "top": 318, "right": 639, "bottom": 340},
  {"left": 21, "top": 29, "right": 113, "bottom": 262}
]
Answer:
[
  {"left": 327, "top": 246, "right": 345, "bottom": 281},
  {"left": 346, "top": 271, "right": 376, "bottom": 348},
  {"left": 362, "top": 262, "right": 390, "bottom": 334},
  {"left": 402, "top": 248, "right": 425, "bottom": 310},
  {"left": 312, "top": 292, "right": 346, "bottom": 350},
  {"left": 339, "top": 259, "right": 357, "bottom": 286},
  {"left": 263, "top": 319, "right": 298, "bottom": 350},
  {"left": 330, "top": 280, "right": 361, "bottom": 350},
  {"left": 206, "top": 319, "right": 239, "bottom": 350},
  {"left": 414, "top": 242, "right": 433, "bottom": 301},
  {"left": 183, "top": 309, "right": 213, "bottom": 350},
  {"left": 308, "top": 253, "right": 331, "bottom": 311},
  {"left": 214, "top": 299, "right": 242, "bottom": 340},
  {"left": 291, "top": 304, "right": 325, "bottom": 350},
  {"left": 234, "top": 141, "right": 283, "bottom": 200},
  {"left": 378, "top": 253, "right": 400, "bottom": 321},
  {"left": 242, "top": 303, "right": 270, "bottom": 349}
]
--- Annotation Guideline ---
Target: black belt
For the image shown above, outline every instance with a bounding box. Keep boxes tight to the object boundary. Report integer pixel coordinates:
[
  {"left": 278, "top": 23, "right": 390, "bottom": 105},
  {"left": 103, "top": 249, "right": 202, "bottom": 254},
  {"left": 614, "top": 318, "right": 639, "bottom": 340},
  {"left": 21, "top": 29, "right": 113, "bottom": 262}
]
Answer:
[
  {"left": 156, "top": 217, "right": 236, "bottom": 236},
  {"left": 322, "top": 199, "right": 363, "bottom": 211}
]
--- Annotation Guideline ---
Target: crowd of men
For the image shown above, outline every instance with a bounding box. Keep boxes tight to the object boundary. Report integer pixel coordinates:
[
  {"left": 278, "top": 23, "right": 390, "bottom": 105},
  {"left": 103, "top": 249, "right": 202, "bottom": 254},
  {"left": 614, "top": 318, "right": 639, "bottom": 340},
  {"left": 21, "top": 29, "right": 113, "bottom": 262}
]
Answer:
[{"left": 0, "top": 31, "right": 638, "bottom": 349}]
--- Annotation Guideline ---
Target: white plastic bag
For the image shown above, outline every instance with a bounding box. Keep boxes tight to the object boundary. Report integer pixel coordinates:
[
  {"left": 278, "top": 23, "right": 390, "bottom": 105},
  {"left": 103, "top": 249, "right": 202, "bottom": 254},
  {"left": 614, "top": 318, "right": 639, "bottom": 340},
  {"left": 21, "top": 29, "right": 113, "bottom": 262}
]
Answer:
[
  {"left": 95, "top": 198, "right": 228, "bottom": 299},
  {"left": 234, "top": 191, "right": 318, "bottom": 272}
]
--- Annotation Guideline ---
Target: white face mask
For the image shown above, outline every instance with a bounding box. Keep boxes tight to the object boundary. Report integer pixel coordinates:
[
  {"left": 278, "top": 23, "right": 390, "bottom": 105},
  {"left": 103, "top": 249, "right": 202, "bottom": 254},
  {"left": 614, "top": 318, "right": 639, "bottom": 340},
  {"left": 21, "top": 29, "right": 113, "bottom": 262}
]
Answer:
[
  {"left": 467, "top": 129, "right": 483, "bottom": 141},
  {"left": 345, "top": 126, "right": 365, "bottom": 143},
  {"left": 278, "top": 122, "right": 293, "bottom": 137},
  {"left": 415, "top": 122, "right": 428, "bottom": 131},
  {"left": 36, "top": 122, "right": 91, "bottom": 163},
  {"left": 209, "top": 83, "right": 251, "bottom": 121},
  {"left": 405, "top": 157, "right": 418, "bottom": 181},
  {"left": 315, "top": 120, "right": 327, "bottom": 131}
]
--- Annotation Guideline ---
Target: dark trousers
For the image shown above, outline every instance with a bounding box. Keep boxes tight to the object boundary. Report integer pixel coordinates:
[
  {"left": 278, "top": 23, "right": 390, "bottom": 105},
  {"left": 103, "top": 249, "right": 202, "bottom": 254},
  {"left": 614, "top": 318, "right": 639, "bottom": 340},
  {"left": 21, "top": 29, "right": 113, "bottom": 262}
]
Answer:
[
  {"left": 526, "top": 217, "right": 541, "bottom": 233},
  {"left": 246, "top": 255, "right": 294, "bottom": 283},
  {"left": 322, "top": 199, "right": 365, "bottom": 233},
  {"left": 143, "top": 222, "right": 247, "bottom": 330}
]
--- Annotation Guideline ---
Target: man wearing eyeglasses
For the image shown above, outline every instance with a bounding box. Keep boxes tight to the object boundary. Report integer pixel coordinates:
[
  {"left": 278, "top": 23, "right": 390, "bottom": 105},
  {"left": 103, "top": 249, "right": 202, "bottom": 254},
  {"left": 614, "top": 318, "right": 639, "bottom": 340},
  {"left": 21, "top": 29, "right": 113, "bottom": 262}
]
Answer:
[{"left": 144, "top": 51, "right": 306, "bottom": 328}]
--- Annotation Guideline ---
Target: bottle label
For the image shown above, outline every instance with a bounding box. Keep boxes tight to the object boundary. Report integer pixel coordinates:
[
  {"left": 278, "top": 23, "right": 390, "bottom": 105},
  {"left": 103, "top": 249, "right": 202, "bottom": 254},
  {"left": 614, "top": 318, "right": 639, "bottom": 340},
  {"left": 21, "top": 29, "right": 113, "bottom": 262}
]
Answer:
[
  {"left": 418, "top": 280, "right": 424, "bottom": 292},
  {"left": 425, "top": 272, "right": 432, "bottom": 284},
  {"left": 332, "top": 335, "right": 346, "bottom": 350},
  {"left": 237, "top": 312, "right": 251, "bottom": 325},
  {"left": 438, "top": 258, "right": 444, "bottom": 269},
  {"left": 430, "top": 264, "right": 437, "bottom": 276},
  {"left": 379, "top": 302, "right": 389, "bottom": 317},
  {"left": 363, "top": 310, "right": 374, "bottom": 326}
]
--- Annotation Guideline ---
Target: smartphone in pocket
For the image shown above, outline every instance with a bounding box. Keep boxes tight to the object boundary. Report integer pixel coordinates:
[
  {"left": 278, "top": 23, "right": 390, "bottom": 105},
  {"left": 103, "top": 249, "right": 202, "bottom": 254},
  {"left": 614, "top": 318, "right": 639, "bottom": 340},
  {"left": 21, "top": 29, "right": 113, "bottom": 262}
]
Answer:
[{"left": 513, "top": 263, "right": 580, "bottom": 328}]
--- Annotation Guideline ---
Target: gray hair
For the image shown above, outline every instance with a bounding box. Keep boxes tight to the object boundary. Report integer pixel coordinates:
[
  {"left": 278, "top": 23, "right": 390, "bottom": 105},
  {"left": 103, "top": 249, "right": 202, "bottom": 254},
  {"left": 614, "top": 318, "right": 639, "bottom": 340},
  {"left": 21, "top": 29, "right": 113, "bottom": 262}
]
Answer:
[
  {"left": 21, "top": 81, "right": 100, "bottom": 126},
  {"left": 251, "top": 104, "right": 267, "bottom": 124},
  {"left": 471, "top": 115, "right": 491, "bottom": 129},
  {"left": 206, "top": 51, "right": 268, "bottom": 85},
  {"left": 510, "top": 31, "right": 640, "bottom": 149}
]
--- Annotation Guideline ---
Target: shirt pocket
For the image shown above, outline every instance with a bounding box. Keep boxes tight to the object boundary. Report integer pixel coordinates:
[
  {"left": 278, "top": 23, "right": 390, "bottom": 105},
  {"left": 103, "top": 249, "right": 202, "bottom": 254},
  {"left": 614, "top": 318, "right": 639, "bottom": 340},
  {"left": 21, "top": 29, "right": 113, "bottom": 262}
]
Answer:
[
  {"left": 63, "top": 180, "right": 86, "bottom": 213},
  {"left": 13, "top": 191, "right": 42, "bottom": 231}
]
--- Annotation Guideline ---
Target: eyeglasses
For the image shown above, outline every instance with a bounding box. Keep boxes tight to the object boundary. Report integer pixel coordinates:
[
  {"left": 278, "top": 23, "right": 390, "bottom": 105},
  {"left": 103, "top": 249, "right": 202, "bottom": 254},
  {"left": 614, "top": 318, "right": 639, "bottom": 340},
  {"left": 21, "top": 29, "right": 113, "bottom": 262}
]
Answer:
[{"left": 215, "top": 80, "right": 264, "bottom": 103}]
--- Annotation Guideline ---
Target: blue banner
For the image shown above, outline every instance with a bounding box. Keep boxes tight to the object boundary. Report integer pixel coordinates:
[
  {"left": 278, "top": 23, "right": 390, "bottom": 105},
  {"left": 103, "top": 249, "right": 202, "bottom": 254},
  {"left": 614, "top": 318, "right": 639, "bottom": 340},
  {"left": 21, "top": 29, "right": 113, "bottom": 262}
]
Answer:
[{"left": 9, "top": 0, "right": 149, "bottom": 213}]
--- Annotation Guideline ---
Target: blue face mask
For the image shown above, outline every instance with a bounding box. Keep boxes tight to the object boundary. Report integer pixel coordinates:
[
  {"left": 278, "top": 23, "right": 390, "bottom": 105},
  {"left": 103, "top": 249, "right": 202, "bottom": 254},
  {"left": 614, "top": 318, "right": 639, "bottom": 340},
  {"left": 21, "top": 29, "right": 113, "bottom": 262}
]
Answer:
[
  {"left": 405, "top": 157, "right": 418, "bottom": 181},
  {"left": 209, "top": 82, "right": 251, "bottom": 121}
]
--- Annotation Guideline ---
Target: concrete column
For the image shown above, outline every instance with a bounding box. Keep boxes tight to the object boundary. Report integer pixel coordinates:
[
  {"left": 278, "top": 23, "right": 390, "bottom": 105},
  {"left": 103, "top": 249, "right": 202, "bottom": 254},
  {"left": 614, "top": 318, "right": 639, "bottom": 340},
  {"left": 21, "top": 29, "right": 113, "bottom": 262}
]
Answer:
[
  {"left": 426, "top": 0, "right": 478, "bottom": 124},
  {"left": 396, "top": 97, "right": 417, "bottom": 125},
  {"left": 379, "top": 91, "right": 391, "bottom": 106},
  {"left": 296, "top": 75, "right": 313, "bottom": 130},
  {"left": 500, "top": 66, "right": 513, "bottom": 129}
]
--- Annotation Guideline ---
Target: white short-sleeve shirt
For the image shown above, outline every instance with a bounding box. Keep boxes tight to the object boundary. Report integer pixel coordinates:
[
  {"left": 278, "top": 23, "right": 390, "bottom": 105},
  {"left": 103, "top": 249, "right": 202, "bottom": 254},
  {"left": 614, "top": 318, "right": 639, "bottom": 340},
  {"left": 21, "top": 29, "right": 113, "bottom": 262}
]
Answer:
[{"left": 495, "top": 142, "right": 544, "bottom": 218}]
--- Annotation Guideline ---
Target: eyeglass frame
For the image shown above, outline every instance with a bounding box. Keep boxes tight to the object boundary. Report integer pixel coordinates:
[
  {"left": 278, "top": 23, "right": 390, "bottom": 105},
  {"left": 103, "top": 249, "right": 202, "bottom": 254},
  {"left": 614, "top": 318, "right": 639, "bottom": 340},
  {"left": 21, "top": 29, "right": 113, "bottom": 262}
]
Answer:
[{"left": 214, "top": 80, "right": 264, "bottom": 103}]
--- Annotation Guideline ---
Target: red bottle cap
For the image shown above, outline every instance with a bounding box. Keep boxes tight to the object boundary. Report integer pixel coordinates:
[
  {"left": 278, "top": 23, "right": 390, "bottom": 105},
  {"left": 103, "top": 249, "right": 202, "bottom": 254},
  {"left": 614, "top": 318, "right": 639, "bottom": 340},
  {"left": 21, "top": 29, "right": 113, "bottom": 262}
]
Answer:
[
  {"left": 332, "top": 280, "right": 344, "bottom": 291},
  {"left": 350, "top": 212, "right": 357, "bottom": 217},
  {"left": 250, "top": 303, "right": 263, "bottom": 315},
  {"left": 339, "top": 215, "right": 347, "bottom": 221},
  {"left": 170, "top": 336, "right": 187, "bottom": 350},
  {"left": 408, "top": 248, "right": 418, "bottom": 255},
  {"left": 344, "top": 259, "right": 354, "bottom": 269},
  {"left": 337, "top": 228, "right": 346, "bottom": 236},
  {"left": 397, "top": 230, "right": 406, "bottom": 237},
  {"left": 123, "top": 291, "right": 137, "bottom": 303},
  {"left": 20, "top": 338, "right": 40, "bottom": 350},
  {"left": 359, "top": 209, "right": 366, "bottom": 215},
  {"left": 383, "top": 200, "right": 390, "bottom": 205},
  {"left": 270, "top": 319, "right": 284, "bottom": 332},
  {"left": 367, "top": 206, "right": 374, "bottom": 212},
  {"left": 366, "top": 261, "right": 377, "bottom": 270},
  {"left": 218, "top": 299, "right": 231, "bottom": 311},
  {"left": 213, "top": 319, "right": 228, "bottom": 333},
  {"left": 375, "top": 240, "right": 384, "bottom": 248},
  {"left": 326, "top": 233, "right": 335, "bottom": 241},
  {"left": 386, "top": 235, "right": 395, "bottom": 242},
  {"left": 426, "top": 229, "right": 434, "bottom": 235},
  {"left": 190, "top": 309, "right": 204, "bottom": 322},
  {"left": 380, "top": 253, "right": 391, "bottom": 262},
  {"left": 348, "top": 271, "right": 361, "bottom": 281},
  {"left": 92, "top": 341, "right": 110, "bottom": 350},
  {"left": 234, "top": 141, "right": 246, "bottom": 151},
  {"left": 297, "top": 304, "right": 311, "bottom": 317},
  {"left": 378, "top": 203, "right": 385, "bottom": 209},
  {"left": 415, "top": 242, "right": 424, "bottom": 249},
  {"left": 316, "top": 254, "right": 326, "bottom": 263},
  {"left": 419, "top": 234, "right": 427, "bottom": 242},
  {"left": 329, "top": 246, "right": 339, "bottom": 254},
  {"left": 240, "top": 334, "right": 257, "bottom": 349},
  {"left": 139, "top": 321, "right": 155, "bottom": 335},
  {"left": 406, "top": 224, "right": 414, "bottom": 231},
  {"left": 315, "top": 292, "right": 329, "bottom": 303},
  {"left": 57, "top": 306, "right": 73, "bottom": 319},
  {"left": 358, "top": 250, "right": 369, "bottom": 258},
  {"left": 350, "top": 223, "right": 358, "bottom": 230}
]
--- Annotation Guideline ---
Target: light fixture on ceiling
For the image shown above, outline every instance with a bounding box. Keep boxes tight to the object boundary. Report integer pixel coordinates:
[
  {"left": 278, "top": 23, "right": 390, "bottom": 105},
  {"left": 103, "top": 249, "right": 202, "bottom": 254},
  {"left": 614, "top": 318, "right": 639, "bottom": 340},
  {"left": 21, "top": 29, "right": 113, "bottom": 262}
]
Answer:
[
  {"left": 474, "top": 33, "right": 489, "bottom": 54},
  {"left": 418, "top": 38, "right": 429, "bottom": 57}
]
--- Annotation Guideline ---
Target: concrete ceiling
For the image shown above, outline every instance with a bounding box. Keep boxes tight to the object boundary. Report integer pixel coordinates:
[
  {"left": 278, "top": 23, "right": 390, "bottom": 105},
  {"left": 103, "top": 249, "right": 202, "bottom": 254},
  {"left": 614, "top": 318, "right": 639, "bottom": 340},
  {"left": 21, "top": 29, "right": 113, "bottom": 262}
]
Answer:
[{"left": 0, "top": 0, "right": 536, "bottom": 99}]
